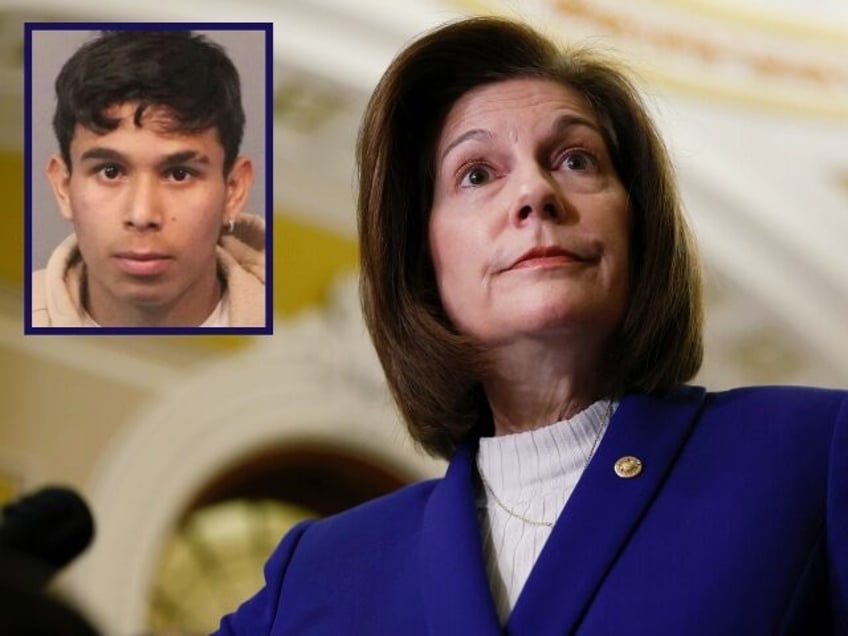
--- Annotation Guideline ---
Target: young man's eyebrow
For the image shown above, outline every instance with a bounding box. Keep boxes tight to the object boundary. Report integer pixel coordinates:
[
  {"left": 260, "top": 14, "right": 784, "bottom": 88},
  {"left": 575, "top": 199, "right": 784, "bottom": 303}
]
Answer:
[
  {"left": 159, "top": 150, "right": 211, "bottom": 167},
  {"left": 79, "top": 147, "right": 126, "bottom": 163},
  {"left": 77, "top": 148, "right": 211, "bottom": 167}
]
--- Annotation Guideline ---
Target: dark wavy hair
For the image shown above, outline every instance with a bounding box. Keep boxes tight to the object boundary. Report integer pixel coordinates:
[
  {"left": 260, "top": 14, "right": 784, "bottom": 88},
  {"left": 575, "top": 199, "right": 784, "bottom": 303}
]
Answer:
[
  {"left": 357, "top": 17, "right": 704, "bottom": 459},
  {"left": 53, "top": 30, "right": 245, "bottom": 174}
]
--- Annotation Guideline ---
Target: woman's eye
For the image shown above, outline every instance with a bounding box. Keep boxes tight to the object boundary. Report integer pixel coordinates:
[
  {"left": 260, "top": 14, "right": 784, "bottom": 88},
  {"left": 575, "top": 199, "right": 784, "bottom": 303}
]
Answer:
[
  {"left": 560, "top": 150, "right": 597, "bottom": 172},
  {"left": 460, "top": 166, "right": 493, "bottom": 187}
]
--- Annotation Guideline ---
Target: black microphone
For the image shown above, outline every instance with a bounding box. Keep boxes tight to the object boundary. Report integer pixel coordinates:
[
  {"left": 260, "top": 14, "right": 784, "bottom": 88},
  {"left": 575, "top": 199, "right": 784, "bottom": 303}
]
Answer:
[
  {"left": 0, "top": 487, "right": 100, "bottom": 635},
  {"left": 0, "top": 486, "right": 95, "bottom": 582}
]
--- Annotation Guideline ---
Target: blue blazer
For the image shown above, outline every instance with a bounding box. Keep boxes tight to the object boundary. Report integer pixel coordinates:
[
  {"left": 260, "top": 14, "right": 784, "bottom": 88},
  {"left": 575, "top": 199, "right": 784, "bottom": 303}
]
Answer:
[{"left": 216, "top": 386, "right": 848, "bottom": 635}]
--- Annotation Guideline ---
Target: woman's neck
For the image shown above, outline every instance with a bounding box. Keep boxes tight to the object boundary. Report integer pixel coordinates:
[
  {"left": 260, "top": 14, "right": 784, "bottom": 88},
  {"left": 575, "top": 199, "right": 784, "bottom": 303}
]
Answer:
[{"left": 482, "top": 335, "right": 604, "bottom": 436}]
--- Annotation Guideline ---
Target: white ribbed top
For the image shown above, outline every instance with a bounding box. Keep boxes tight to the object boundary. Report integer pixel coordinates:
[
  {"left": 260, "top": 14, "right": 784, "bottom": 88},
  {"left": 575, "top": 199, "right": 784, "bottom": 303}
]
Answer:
[{"left": 475, "top": 399, "right": 616, "bottom": 624}]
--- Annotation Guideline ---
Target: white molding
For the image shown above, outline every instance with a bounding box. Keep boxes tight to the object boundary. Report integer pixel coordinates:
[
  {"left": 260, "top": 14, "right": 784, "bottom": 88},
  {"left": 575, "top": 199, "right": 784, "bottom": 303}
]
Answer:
[{"left": 62, "top": 275, "right": 445, "bottom": 634}]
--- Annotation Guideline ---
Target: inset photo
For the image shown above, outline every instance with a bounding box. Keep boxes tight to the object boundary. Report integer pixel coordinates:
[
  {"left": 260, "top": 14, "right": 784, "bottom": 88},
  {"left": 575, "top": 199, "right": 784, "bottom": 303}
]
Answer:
[{"left": 25, "top": 23, "right": 272, "bottom": 333}]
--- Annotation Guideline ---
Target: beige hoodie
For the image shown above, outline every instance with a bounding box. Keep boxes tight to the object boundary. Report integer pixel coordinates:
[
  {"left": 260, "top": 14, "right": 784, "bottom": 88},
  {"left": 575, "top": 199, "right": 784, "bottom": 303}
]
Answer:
[{"left": 31, "top": 213, "right": 266, "bottom": 328}]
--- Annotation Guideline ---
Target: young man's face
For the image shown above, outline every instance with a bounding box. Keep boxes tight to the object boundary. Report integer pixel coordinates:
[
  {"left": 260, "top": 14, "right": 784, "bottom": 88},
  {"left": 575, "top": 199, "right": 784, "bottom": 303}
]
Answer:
[{"left": 47, "top": 103, "right": 252, "bottom": 326}]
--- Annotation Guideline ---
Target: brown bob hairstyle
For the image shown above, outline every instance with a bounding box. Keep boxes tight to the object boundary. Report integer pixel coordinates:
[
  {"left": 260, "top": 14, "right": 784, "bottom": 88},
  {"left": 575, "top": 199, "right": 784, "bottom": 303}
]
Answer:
[{"left": 357, "top": 16, "right": 703, "bottom": 459}]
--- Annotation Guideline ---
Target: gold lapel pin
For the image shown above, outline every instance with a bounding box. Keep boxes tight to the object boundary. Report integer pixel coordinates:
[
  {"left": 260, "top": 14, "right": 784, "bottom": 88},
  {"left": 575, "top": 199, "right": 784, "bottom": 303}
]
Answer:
[{"left": 614, "top": 456, "right": 643, "bottom": 479}]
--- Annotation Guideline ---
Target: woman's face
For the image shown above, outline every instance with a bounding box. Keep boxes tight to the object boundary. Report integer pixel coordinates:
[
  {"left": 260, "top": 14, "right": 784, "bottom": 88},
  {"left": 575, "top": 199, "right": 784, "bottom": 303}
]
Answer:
[{"left": 428, "top": 78, "right": 631, "bottom": 349}]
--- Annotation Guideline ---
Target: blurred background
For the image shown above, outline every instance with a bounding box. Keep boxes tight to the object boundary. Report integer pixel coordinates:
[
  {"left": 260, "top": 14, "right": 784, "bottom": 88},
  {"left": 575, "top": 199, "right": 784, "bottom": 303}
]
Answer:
[{"left": 0, "top": 0, "right": 845, "bottom": 633}]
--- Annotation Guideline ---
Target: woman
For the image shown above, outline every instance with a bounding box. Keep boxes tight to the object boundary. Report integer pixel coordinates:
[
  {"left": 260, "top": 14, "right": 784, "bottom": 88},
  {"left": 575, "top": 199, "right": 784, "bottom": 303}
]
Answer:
[{"left": 217, "top": 17, "right": 847, "bottom": 635}]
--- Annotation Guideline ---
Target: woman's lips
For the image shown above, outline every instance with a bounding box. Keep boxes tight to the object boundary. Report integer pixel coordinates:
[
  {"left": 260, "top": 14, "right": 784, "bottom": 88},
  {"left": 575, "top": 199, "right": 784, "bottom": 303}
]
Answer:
[
  {"left": 512, "top": 253, "right": 580, "bottom": 269},
  {"left": 113, "top": 252, "right": 173, "bottom": 277},
  {"left": 510, "top": 246, "right": 589, "bottom": 270}
]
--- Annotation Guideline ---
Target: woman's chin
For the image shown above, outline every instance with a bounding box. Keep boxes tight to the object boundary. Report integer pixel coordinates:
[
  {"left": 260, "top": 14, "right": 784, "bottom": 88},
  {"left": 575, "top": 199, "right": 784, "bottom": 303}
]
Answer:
[{"left": 471, "top": 306, "right": 613, "bottom": 346}]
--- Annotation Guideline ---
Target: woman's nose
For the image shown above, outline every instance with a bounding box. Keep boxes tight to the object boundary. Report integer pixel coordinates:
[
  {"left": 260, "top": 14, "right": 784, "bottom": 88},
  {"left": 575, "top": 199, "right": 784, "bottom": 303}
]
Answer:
[
  {"left": 512, "top": 164, "right": 564, "bottom": 224},
  {"left": 123, "top": 176, "right": 164, "bottom": 230}
]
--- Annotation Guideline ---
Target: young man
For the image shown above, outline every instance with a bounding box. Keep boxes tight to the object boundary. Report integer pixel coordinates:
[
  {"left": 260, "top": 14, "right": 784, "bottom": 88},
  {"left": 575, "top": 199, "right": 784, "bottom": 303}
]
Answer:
[{"left": 32, "top": 30, "right": 266, "bottom": 328}]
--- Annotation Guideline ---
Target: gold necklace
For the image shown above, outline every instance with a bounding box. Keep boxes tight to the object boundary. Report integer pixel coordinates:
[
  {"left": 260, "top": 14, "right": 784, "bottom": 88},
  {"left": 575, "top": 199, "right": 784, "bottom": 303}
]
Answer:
[{"left": 477, "top": 399, "right": 613, "bottom": 528}]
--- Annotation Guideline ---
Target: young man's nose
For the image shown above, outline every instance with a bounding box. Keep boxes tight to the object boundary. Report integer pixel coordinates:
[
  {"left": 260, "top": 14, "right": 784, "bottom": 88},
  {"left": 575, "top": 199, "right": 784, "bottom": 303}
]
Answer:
[{"left": 123, "top": 176, "right": 164, "bottom": 230}]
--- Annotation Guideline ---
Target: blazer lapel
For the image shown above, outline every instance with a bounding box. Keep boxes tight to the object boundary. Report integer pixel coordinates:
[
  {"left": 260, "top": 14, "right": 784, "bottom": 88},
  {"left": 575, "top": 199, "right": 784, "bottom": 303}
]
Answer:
[
  {"left": 419, "top": 442, "right": 502, "bottom": 636},
  {"left": 506, "top": 385, "right": 707, "bottom": 636}
]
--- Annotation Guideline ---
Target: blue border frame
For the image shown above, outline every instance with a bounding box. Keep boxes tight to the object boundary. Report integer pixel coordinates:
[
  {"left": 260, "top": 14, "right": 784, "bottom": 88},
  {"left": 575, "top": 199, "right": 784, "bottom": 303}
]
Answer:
[{"left": 23, "top": 21, "right": 274, "bottom": 335}]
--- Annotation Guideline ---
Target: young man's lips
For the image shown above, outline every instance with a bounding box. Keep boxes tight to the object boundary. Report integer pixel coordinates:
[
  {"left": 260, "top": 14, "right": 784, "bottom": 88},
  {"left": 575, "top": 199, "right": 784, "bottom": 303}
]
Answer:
[{"left": 113, "top": 252, "right": 173, "bottom": 276}]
